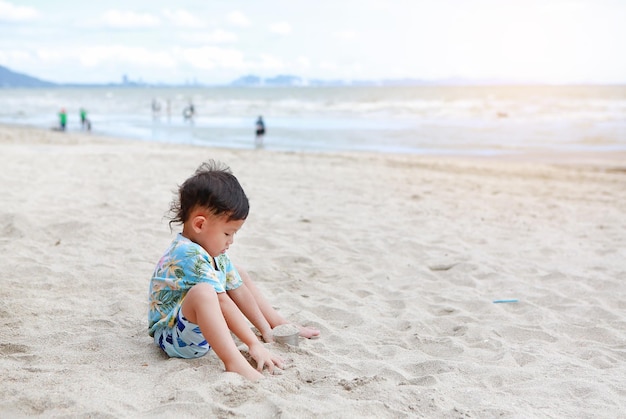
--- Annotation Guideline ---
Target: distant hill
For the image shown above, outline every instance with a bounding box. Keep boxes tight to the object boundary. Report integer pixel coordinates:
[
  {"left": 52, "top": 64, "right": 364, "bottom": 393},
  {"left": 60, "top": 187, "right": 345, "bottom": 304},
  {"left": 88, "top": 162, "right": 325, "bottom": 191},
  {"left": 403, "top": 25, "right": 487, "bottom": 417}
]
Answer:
[
  {"left": 230, "top": 74, "right": 263, "bottom": 86},
  {"left": 231, "top": 74, "right": 359, "bottom": 87},
  {"left": 231, "top": 74, "right": 307, "bottom": 86},
  {"left": 0, "top": 65, "right": 56, "bottom": 87},
  {"left": 0, "top": 65, "right": 535, "bottom": 88}
]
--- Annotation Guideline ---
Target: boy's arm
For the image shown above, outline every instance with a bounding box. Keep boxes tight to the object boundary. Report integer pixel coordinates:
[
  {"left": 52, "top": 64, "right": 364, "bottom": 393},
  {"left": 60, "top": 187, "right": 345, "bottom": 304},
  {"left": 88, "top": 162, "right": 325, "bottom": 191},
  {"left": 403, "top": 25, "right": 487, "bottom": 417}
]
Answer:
[
  {"left": 227, "top": 285, "right": 274, "bottom": 342},
  {"left": 217, "top": 292, "right": 283, "bottom": 372}
]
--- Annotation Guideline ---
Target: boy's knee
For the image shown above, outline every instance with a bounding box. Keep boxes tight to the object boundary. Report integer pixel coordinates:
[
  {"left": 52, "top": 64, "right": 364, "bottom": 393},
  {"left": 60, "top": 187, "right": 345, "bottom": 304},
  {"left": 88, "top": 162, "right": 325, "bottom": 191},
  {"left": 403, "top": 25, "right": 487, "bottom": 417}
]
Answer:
[
  {"left": 187, "top": 282, "right": 218, "bottom": 302},
  {"left": 181, "top": 283, "right": 218, "bottom": 323}
]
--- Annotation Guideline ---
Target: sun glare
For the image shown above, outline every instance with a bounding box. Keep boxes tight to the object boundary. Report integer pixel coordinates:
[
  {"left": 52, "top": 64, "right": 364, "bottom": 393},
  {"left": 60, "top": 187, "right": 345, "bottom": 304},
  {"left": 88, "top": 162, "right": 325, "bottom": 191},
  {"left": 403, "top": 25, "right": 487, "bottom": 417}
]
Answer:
[{"left": 423, "top": 2, "right": 603, "bottom": 82}]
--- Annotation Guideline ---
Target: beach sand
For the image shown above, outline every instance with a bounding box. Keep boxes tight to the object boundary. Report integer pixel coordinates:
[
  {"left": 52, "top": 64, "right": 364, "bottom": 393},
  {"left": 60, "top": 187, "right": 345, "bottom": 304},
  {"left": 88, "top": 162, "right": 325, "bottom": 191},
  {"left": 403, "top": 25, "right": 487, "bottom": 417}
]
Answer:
[{"left": 1, "top": 124, "right": 625, "bottom": 418}]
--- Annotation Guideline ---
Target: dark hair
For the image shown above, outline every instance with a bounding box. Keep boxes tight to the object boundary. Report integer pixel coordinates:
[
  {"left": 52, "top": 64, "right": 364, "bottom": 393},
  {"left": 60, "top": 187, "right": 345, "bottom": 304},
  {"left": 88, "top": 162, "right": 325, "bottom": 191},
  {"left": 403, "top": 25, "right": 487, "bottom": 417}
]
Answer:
[{"left": 168, "top": 160, "right": 249, "bottom": 229}]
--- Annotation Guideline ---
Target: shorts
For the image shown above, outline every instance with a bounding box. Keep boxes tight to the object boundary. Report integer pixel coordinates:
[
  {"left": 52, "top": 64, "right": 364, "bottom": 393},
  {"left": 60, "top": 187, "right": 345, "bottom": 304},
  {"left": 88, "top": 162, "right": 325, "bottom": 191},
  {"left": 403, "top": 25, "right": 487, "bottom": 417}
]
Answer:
[{"left": 154, "top": 309, "right": 211, "bottom": 359}]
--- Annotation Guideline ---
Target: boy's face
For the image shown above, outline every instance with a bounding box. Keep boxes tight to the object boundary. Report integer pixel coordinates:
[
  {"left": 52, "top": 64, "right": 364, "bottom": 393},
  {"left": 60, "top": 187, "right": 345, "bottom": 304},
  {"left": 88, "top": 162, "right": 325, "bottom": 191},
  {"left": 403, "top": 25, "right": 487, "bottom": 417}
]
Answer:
[{"left": 186, "top": 211, "right": 245, "bottom": 257}]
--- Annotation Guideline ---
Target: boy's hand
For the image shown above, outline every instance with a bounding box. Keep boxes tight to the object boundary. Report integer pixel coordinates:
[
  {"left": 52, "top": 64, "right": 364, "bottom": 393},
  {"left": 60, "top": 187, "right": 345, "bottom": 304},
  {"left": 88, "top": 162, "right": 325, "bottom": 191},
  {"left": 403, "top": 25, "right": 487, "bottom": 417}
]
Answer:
[
  {"left": 261, "top": 329, "right": 274, "bottom": 343},
  {"left": 248, "top": 342, "right": 284, "bottom": 373}
]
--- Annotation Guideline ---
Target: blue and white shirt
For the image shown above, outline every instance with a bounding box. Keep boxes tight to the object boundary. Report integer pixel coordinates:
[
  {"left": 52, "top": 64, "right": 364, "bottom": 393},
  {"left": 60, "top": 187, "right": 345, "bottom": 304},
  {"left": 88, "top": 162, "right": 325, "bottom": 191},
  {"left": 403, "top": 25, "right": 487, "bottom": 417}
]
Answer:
[{"left": 148, "top": 233, "right": 243, "bottom": 336}]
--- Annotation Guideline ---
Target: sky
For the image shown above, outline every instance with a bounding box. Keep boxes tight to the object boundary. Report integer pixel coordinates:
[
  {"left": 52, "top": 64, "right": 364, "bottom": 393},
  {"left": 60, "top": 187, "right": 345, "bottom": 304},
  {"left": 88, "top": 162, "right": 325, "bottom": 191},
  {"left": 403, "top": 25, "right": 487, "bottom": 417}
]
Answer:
[{"left": 1, "top": 0, "right": 625, "bottom": 85}]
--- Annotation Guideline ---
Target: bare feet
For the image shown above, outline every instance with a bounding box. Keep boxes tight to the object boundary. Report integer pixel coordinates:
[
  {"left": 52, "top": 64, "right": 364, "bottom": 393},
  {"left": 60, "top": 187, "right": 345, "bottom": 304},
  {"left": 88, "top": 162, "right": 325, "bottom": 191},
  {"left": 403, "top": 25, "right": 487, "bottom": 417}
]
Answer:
[{"left": 298, "top": 325, "right": 320, "bottom": 339}]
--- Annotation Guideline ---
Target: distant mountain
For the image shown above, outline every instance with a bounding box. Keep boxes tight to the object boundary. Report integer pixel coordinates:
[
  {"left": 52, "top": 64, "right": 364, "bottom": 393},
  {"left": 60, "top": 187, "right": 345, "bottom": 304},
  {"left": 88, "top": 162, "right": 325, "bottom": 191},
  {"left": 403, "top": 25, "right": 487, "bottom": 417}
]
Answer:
[
  {"left": 0, "top": 65, "right": 540, "bottom": 88},
  {"left": 230, "top": 74, "right": 306, "bottom": 86},
  {"left": 265, "top": 75, "right": 304, "bottom": 86},
  {"left": 230, "top": 74, "right": 263, "bottom": 86},
  {"left": 0, "top": 65, "right": 56, "bottom": 87}
]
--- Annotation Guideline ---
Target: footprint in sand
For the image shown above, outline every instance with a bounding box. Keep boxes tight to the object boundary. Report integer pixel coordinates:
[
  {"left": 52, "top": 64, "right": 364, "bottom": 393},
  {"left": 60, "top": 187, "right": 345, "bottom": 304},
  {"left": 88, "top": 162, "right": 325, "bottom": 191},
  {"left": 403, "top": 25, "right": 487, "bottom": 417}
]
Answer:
[{"left": 0, "top": 343, "right": 29, "bottom": 355}]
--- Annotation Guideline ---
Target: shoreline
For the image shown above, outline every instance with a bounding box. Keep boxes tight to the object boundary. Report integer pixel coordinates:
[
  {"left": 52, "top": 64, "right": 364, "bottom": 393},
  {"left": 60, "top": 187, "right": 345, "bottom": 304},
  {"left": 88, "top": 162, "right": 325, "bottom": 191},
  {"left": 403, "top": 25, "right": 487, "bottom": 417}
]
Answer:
[
  {"left": 1, "top": 123, "right": 625, "bottom": 417},
  {"left": 3, "top": 122, "right": 626, "bottom": 169}
]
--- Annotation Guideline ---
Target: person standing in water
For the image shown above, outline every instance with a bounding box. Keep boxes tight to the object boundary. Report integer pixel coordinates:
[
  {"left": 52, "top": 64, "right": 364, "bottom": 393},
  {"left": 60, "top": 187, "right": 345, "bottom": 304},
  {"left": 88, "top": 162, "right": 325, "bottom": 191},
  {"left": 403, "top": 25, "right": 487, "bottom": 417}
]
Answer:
[
  {"left": 79, "top": 108, "right": 90, "bottom": 130},
  {"left": 151, "top": 99, "right": 161, "bottom": 119},
  {"left": 58, "top": 108, "right": 67, "bottom": 131},
  {"left": 183, "top": 101, "right": 195, "bottom": 122},
  {"left": 255, "top": 116, "right": 265, "bottom": 147}
]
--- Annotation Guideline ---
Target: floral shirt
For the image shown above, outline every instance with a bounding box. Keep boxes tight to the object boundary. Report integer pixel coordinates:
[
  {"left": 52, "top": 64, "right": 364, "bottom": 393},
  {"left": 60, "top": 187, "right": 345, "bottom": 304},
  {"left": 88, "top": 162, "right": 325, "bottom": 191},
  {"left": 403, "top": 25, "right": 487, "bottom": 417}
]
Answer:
[{"left": 148, "top": 233, "right": 243, "bottom": 336}]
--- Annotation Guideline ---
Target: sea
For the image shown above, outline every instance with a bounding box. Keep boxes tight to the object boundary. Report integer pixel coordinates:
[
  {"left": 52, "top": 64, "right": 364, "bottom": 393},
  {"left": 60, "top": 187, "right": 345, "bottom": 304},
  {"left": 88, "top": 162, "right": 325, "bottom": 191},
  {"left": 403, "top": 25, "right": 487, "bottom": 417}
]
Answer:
[{"left": 1, "top": 85, "right": 625, "bottom": 156}]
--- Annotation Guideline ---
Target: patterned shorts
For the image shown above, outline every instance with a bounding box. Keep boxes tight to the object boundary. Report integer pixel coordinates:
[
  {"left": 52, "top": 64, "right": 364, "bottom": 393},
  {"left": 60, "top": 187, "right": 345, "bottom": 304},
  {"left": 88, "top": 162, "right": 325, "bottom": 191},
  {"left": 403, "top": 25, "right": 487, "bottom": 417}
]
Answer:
[{"left": 154, "top": 309, "right": 211, "bottom": 359}]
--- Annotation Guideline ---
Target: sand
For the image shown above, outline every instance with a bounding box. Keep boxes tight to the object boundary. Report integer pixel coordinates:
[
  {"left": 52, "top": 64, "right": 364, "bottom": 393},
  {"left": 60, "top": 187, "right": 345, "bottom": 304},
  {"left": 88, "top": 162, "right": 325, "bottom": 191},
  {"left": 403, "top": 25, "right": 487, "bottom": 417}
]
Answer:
[{"left": 1, "top": 124, "right": 625, "bottom": 418}]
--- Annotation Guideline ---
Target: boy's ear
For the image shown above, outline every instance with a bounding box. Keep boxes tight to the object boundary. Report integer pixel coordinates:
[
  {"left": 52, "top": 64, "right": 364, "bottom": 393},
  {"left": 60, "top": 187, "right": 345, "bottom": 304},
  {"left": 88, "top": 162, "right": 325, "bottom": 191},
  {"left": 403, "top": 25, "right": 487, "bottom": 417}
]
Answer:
[{"left": 191, "top": 215, "right": 206, "bottom": 232}]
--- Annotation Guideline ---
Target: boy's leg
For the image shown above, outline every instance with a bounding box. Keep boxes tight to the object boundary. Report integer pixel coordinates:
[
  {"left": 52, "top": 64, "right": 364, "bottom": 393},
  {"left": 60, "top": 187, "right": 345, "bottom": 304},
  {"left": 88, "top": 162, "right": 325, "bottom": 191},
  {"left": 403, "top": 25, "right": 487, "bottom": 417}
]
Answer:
[
  {"left": 236, "top": 266, "right": 320, "bottom": 339},
  {"left": 181, "top": 282, "right": 263, "bottom": 381}
]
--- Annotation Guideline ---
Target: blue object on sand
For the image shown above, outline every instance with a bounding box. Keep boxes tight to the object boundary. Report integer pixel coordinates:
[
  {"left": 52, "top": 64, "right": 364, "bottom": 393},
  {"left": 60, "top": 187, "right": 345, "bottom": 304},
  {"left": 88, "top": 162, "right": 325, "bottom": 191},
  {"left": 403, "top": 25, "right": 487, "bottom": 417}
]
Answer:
[{"left": 493, "top": 299, "right": 519, "bottom": 303}]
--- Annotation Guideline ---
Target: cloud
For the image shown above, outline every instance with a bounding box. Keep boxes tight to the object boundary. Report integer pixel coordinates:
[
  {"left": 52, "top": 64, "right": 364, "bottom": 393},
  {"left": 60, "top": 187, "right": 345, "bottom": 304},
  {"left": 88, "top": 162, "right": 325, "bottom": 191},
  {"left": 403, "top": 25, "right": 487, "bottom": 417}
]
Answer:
[
  {"left": 12, "top": 45, "right": 172, "bottom": 68},
  {"left": 319, "top": 61, "right": 338, "bottom": 71},
  {"left": 175, "top": 46, "right": 246, "bottom": 70},
  {"left": 173, "top": 47, "right": 287, "bottom": 74},
  {"left": 77, "top": 45, "right": 174, "bottom": 68},
  {"left": 269, "top": 22, "right": 292, "bottom": 35},
  {"left": 539, "top": 1, "right": 586, "bottom": 13},
  {"left": 297, "top": 56, "right": 311, "bottom": 69},
  {"left": 0, "top": 0, "right": 40, "bottom": 21},
  {"left": 256, "top": 54, "right": 285, "bottom": 70},
  {"left": 162, "top": 9, "right": 205, "bottom": 28},
  {"left": 100, "top": 10, "right": 160, "bottom": 28},
  {"left": 228, "top": 11, "right": 250, "bottom": 27},
  {"left": 334, "top": 30, "right": 358, "bottom": 41},
  {"left": 0, "top": 45, "right": 175, "bottom": 82},
  {"left": 0, "top": 49, "right": 34, "bottom": 66},
  {"left": 178, "top": 29, "right": 238, "bottom": 45}
]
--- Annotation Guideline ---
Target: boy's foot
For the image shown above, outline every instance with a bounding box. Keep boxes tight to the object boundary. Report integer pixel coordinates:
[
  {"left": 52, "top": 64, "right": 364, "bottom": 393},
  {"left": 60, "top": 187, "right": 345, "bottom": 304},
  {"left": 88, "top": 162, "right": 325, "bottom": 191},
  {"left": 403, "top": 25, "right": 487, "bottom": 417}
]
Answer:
[{"left": 298, "top": 325, "right": 320, "bottom": 339}]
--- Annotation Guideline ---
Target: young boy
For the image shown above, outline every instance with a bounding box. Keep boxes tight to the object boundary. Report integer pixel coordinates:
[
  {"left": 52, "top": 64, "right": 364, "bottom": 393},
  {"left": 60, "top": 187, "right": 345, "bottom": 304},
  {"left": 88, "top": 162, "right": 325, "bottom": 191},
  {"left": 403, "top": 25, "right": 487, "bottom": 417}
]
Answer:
[{"left": 148, "top": 161, "right": 319, "bottom": 381}]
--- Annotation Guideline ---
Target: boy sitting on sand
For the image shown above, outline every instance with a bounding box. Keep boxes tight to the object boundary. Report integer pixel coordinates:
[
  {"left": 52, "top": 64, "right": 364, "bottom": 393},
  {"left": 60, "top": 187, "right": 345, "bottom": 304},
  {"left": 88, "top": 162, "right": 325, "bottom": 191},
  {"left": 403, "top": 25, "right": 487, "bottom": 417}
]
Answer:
[{"left": 148, "top": 161, "right": 319, "bottom": 381}]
